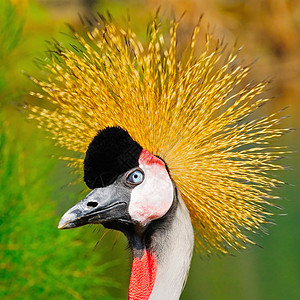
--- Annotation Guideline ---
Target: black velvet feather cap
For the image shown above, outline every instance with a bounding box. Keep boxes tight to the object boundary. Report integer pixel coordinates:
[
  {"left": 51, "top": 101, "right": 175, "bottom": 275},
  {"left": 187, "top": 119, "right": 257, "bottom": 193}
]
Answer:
[{"left": 84, "top": 127, "right": 143, "bottom": 189}]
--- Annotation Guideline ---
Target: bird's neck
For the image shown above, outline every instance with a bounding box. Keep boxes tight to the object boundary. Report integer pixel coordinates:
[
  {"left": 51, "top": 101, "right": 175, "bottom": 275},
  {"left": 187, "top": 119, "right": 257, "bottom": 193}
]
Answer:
[{"left": 127, "top": 193, "right": 194, "bottom": 300}]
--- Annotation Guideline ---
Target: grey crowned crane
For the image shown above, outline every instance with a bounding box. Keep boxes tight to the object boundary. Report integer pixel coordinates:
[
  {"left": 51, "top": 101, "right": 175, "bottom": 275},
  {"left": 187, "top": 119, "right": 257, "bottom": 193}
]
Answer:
[
  {"left": 28, "top": 15, "right": 287, "bottom": 300},
  {"left": 59, "top": 127, "right": 194, "bottom": 299}
]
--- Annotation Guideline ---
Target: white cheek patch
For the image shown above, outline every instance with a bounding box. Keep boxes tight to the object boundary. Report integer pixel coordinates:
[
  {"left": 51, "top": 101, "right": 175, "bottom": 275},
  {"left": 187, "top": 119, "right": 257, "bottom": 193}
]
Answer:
[{"left": 128, "top": 150, "right": 174, "bottom": 226}]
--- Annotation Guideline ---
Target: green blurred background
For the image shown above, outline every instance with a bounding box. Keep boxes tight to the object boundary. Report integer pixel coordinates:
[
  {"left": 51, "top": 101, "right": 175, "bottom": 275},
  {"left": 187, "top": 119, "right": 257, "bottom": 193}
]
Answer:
[{"left": 0, "top": 0, "right": 299, "bottom": 299}]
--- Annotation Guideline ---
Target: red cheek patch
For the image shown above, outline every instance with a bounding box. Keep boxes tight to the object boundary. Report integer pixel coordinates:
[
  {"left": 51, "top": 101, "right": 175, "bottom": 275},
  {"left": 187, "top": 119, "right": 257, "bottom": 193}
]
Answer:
[
  {"left": 139, "top": 149, "right": 165, "bottom": 167},
  {"left": 129, "top": 250, "right": 157, "bottom": 300}
]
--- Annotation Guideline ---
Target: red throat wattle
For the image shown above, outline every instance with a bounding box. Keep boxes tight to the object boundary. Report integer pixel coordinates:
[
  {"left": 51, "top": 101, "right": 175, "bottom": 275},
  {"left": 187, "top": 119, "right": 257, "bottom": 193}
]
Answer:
[{"left": 128, "top": 250, "right": 157, "bottom": 300}]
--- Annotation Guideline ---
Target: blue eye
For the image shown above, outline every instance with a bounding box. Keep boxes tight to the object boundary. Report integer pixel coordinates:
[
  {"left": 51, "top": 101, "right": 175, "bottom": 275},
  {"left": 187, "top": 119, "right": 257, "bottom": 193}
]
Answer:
[{"left": 126, "top": 170, "right": 144, "bottom": 185}]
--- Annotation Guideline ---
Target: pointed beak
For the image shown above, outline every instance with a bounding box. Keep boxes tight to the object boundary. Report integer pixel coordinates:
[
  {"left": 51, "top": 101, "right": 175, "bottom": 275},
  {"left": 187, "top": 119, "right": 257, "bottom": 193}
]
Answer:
[{"left": 58, "top": 183, "right": 132, "bottom": 229}]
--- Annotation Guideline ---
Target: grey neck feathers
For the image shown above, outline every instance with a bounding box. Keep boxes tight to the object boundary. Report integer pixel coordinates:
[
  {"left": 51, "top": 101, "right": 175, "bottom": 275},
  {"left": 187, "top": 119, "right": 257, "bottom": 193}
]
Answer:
[{"left": 149, "top": 192, "right": 194, "bottom": 300}]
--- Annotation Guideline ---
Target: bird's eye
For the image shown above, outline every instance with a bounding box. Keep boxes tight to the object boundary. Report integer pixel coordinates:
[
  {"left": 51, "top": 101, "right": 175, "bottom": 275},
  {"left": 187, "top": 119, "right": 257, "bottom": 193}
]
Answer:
[{"left": 126, "top": 170, "right": 144, "bottom": 185}]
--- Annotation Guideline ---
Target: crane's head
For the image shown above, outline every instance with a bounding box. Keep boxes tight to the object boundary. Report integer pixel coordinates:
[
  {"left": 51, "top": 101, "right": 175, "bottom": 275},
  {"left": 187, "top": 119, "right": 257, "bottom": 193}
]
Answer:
[
  {"left": 29, "top": 16, "right": 288, "bottom": 254},
  {"left": 58, "top": 127, "right": 174, "bottom": 233}
]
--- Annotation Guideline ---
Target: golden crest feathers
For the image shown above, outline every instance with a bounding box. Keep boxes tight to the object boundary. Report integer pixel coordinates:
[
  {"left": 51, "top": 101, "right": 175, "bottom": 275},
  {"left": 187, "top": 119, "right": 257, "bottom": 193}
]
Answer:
[{"left": 28, "top": 15, "right": 288, "bottom": 254}]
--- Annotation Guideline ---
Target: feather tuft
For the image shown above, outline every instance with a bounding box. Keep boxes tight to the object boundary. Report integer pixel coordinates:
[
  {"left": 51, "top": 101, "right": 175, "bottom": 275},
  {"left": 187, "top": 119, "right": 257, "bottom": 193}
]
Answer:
[{"left": 28, "top": 15, "right": 288, "bottom": 254}]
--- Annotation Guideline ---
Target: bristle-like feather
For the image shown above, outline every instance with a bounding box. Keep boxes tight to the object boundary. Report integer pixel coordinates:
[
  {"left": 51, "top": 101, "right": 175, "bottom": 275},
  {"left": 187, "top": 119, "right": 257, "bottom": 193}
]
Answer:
[{"left": 28, "top": 16, "right": 288, "bottom": 254}]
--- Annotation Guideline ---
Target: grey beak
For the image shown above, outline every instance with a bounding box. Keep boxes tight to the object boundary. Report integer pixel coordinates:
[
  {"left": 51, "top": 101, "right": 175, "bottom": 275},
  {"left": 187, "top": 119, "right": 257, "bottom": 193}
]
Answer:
[{"left": 58, "top": 182, "right": 132, "bottom": 229}]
